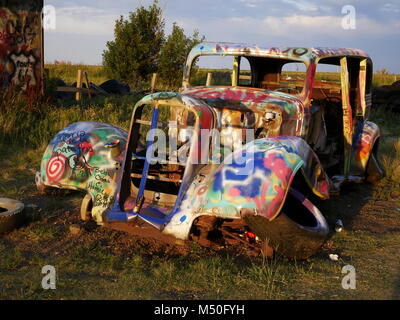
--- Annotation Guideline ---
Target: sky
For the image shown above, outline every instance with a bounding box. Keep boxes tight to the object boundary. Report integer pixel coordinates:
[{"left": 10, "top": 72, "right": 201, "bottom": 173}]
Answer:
[{"left": 44, "top": 0, "right": 400, "bottom": 72}]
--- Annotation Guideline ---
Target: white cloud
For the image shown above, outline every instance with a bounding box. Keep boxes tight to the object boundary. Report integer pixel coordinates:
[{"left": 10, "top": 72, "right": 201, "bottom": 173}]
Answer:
[
  {"left": 282, "top": 0, "right": 320, "bottom": 12},
  {"left": 47, "top": 6, "right": 120, "bottom": 36},
  {"left": 239, "top": 0, "right": 266, "bottom": 8},
  {"left": 239, "top": 0, "right": 266, "bottom": 3},
  {"left": 380, "top": 3, "right": 400, "bottom": 13},
  {"left": 176, "top": 13, "right": 400, "bottom": 44}
]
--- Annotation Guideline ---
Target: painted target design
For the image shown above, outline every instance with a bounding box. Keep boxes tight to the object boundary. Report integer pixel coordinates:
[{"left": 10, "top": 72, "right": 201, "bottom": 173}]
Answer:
[{"left": 46, "top": 155, "right": 67, "bottom": 183}]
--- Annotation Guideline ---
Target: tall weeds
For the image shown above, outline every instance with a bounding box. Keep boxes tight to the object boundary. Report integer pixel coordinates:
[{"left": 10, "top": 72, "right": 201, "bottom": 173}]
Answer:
[{"left": 0, "top": 87, "right": 142, "bottom": 152}]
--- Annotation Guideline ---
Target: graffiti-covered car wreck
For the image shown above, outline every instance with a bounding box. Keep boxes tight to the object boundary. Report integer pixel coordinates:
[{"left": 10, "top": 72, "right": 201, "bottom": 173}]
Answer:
[{"left": 36, "top": 43, "right": 385, "bottom": 259}]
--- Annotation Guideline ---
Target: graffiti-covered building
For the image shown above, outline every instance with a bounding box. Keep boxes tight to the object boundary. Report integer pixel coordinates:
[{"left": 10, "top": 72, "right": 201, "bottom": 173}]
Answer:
[{"left": 0, "top": 0, "right": 43, "bottom": 89}]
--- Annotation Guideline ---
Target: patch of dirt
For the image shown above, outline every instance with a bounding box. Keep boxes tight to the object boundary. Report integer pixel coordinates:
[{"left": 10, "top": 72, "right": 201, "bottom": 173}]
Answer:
[
  {"left": 347, "top": 199, "right": 400, "bottom": 233},
  {"left": 3, "top": 182, "right": 399, "bottom": 263},
  {"left": 3, "top": 191, "right": 262, "bottom": 264},
  {"left": 316, "top": 183, "right": 400, "bottom": 234}
]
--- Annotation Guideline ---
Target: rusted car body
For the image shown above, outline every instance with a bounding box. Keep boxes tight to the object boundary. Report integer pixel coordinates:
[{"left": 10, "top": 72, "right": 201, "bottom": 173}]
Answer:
[{"left": 36, "top": 43, "right": 384, "bottom": 258}]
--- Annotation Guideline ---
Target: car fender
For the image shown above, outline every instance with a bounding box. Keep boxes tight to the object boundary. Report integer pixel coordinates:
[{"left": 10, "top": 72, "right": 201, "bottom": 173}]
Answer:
[
  {"left": 351, "top": 120, "right": 381, "bottom": 175},
  {"left": 163, "top": 136, "right": 330, "bottom": 239},
  {"left": 37, "top": 121, "right": 127, "bottom": 222}
]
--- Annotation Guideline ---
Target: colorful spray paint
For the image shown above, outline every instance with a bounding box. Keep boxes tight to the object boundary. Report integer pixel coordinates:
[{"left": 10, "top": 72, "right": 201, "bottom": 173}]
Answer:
[
  {"left": 0, "top": 0, "right": 43, "bottom": 90},
  {"left": 37, "top": 122, "right": 128, "bottom": 222}
]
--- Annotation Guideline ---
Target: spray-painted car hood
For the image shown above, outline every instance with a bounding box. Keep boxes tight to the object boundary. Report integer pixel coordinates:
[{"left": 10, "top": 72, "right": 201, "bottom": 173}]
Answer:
[
  {"left": 182, "top": 86, "right": 307, "bottom": 137},
  {"left": 182, "top": 86, "right": 303, "bottom": 110}
]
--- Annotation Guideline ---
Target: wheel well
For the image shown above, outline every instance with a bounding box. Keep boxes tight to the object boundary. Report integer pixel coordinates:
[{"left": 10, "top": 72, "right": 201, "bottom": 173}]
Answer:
[
  {"left": 280, "top": 190, "right": 319, "bottom": 228},
  {"left": 276, "top": 171, "right": 323, "bottom": 228},
  {"left": 290, "top": 170, "right": 314, "bottom": 199},
  {"left": 371, "top": 136, "right": 380, "bottom": 158},
  {"left": 366, "top": 136, "right": 386, "bottom": 182}
]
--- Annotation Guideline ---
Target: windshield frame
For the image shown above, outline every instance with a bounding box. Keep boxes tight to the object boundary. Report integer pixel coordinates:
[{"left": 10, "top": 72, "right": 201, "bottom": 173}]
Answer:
[{"left": 183, "top": 51, "right": 312, "bottom": 100}]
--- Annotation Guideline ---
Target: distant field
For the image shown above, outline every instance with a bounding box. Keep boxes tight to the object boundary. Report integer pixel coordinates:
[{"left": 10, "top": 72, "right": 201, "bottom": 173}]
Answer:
[
  {"left": 45, "top": 64, "right": 107, "bottom": 86},
  {"left": 45, "top": 63, "right": 399, "bottom": 88},
  {"left": 373, "top": 73, "right": 399, "bottom": 86},
  {"left": 192, "top": 70, "right": 400, "bottom": 87}
]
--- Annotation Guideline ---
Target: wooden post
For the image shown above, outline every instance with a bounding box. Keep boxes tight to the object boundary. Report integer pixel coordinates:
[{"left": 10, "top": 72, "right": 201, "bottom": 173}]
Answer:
[
  {"left": 76, "top": 69, "right": 83, "bottom": 101},
  {"left": 359, "top": 59, "right": 367, "bottom": 117},
  {"left": 206, "top": 72, "right": 212, "bottom": 86},
  {"left": 84, "top": 71, "right": 91, "bottom": 99},
  {"left": 41, "top": 5, "right": 45, "bottom": 96},
  {"left": 150, "top": 73, "right": 157, "bottom": 93},
  {"left": 340, "top": 57, "right": 352, "bottom": 178},
  {"left": 232, "top": 56, "right": 240, "bottom": 86}
]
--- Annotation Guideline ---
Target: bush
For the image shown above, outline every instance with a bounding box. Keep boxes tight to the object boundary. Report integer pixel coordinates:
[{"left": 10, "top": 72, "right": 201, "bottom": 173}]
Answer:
[
  {"left": 102, "top": 0, "right": 204, "bottom": 90},
  {"left": 158, "top": 23, "right": 203, "bottom": 89},
  {"left": 102, "top": 1, "right": 164, "bottom": 87}
]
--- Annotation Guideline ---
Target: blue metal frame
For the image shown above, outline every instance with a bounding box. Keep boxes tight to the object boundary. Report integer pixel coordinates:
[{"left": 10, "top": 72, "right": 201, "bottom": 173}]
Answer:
[{"left": 134, "top": 106, "right": 160, "bottom": 213}]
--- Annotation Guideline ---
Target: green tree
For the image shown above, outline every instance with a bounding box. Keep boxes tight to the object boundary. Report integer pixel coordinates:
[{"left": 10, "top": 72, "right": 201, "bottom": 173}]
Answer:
[
  {"left": 158, "top": 23, "right": 204, "bottom": 89},
  {"left": 102, "top": 1, "right": 165, "bottom": 86}
]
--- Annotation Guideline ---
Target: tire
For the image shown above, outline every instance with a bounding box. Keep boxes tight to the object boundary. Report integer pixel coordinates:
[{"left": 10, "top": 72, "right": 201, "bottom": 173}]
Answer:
[
  {"left": 80, "top": 194, "right": 93, "bottom": 221},
  {"left": 0, "top": 198, "right": 25, "bottom": 234},
  {"left": 244, "top": 189, "right": 329, "bottom": 259}
]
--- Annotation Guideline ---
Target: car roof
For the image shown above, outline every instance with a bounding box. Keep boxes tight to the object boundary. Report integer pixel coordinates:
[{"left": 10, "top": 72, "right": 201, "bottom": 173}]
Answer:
[{"left": 190, "top": 42, "right": 370, "bottom": 62}]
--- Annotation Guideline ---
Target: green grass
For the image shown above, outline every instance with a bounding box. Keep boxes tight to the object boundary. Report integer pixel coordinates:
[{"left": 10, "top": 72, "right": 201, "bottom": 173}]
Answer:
[
  {"left": 1, "top": 219, "right": 398, "bottom": 299},
  {"left": 373, "top": 73, "right": 399, "bottom": 87},
  {"left": 0, "top": 94, "right": 143, "bottom": 151},
  {"left": 369, "top": 108, "right": 400, "bottom": 199},
  {"left": 45, "top": 63, "right": 108, "bottom": 86}
]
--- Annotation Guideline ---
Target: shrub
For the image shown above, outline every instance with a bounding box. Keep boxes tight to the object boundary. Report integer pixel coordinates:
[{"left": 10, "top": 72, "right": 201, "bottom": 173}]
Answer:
[{"left": 102, "top": 1, "right": 164, "bottom": 87}]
